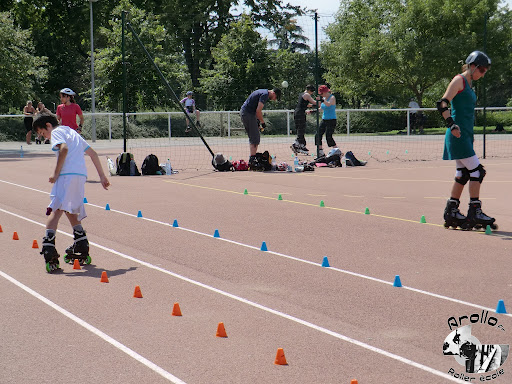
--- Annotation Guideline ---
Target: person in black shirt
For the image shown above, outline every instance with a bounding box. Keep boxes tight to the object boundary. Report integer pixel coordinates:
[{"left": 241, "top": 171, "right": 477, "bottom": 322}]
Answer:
[{"left": 291, "top": 85, "right": 317, "bottom": 155}]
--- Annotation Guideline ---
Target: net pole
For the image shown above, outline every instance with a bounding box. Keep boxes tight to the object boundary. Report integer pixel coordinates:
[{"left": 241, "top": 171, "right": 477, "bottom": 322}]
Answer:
[
  {"left": 314, "top": 12, "right": 320, "bottom": 158},
  {"left": 482, "top": 13, "right": 488, "bottom": 159},
  {"left": 126, "top": 22, "right": 215, "bottom": 158},
  {"left": 122, "top": 10, "right": 127, "bottom": 153}
]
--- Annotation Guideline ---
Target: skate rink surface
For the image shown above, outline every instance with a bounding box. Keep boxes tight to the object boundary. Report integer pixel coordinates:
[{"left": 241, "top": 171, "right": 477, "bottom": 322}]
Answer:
[{"left": 1, "top": 146, "right": 512, "bottom": 384}]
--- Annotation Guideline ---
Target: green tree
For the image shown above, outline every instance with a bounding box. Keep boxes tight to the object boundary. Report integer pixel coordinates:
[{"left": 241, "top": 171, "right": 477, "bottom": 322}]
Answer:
[
  {"left": 94, "top": 1, "right": 187, "bottom": 112},
  {"left": 268, "top": 16, "right": 310, "bottom": 52},
  {"left": 200, "top": 15, "right": 271, "bottom": 110},
  {"left": 322, "top": 0, "right": 503, "bottom": 107},
  {"left": 270, "top": 49, "right": 315, "bottom": 109},
  {"left": 0, "top": 12, "right": 47, "bottom": 113}
]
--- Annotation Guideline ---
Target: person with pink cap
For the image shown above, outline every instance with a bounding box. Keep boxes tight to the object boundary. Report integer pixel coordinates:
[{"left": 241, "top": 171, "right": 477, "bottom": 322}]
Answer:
[{"left": 315, "top": 85, "right": 337, "bottom": 157}]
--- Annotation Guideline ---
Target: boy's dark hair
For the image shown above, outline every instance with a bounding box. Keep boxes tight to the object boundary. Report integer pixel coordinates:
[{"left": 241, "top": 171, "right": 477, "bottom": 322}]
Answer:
[
  {"left": 32, "top": 112, "right": 58, "bottom": 133},
  {"left": 306, "top": 85, "right": 315, "bottom": 92}
]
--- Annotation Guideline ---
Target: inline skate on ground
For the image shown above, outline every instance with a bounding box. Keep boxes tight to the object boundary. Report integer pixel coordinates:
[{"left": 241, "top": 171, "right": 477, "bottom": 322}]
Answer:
[
  {"left": 464, "top": 200, "right": 498, "bottom": 231},
  {"left": 64, "top": 229, "right": 91, "bottom": 265},
  {"left": 41, "top": 234, "right": 60, "bottom": 273},
  {"left": 443, "top": 199, "right": 467, "bottom": 229}
]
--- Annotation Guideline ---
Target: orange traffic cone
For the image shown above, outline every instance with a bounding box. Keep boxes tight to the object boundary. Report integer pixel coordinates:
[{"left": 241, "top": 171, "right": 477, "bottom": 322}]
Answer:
[
  {"left": 133, "top": 285, "right": 143, "bottom": 298},
  {"left": 32, "top": 239, "right": 39, "bottom": 248},
  {"left": 12, "top": 231, "right": 19, "bottom": 240},
  {"left": 73, "top": 259, "right": 81, "bottom": 270},
  {"left": 0, "top": 224, "right": 3, "bottom": 232},
  {"left": 171, "top": 302, "right": 182, "bottom": 316},
  {"left": 274, "top": 348, "right": 288, "bottom": 365},
  {"left": 216, "top": 322, "right": 227, "bottom": 337},
  {"left": 100, "top": 271, "right": 109, "bottom": 283},
  {"left": 350, "top": 380, "right": 358, "bottom": 384}
]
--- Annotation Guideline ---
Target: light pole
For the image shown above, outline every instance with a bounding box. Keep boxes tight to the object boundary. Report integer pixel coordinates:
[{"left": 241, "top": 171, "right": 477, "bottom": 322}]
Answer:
[{"left": 89, "top": 0, "right": 98, "bottom": 142}]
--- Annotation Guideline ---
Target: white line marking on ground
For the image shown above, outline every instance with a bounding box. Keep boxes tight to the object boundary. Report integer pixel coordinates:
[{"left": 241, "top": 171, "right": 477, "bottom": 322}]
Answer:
[
  {"left": 0, "top": 207, "right": 464, "bottom": 382},
  {"left": 383, "top": 196, "right": 406, "bottom": 199},
  {"left": 0, "top": 269, "right": 186, "bottom": 384}
]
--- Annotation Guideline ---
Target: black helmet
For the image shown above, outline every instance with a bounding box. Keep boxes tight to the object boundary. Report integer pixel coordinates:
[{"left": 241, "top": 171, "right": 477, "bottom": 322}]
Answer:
[{"left": 465, "top": 51, "right": 491, "bottom": 68}]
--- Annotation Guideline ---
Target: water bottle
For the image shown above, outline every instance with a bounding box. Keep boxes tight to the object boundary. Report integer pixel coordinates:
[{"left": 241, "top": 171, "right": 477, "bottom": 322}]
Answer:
[
  {"left": 294, "top": 156, "right": 299, "bottom": 172},
  {"left": 166, "top": 158, "right": 172, "bottom": 175},
  {"left": 341, "top": 155, "right": 347, "bottom": 168},
  {"left": 271, "top": 155, "right": 277, "bottom": 171},
  {"left": 20, "top": 145, "right": 23, "bottom": 158},
  {"left": 129, "top": 159, "right": 135, "bottom": 176}
]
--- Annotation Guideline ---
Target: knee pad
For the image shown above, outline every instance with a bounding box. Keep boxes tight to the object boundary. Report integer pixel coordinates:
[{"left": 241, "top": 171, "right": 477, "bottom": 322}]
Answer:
[
  {"left": 469, "top": 164, "right": 486, "bottom": 183},
  {"left": 455, "top": 167, "right": 470, "bottom": 185}
]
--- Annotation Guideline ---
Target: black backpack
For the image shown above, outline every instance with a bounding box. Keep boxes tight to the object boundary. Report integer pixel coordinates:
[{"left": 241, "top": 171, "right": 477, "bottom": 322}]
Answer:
[
  {"left": 345, "top": 151, "right": 366, "bottom": 166},
  {"left": 251, "top": 151, "right": 272, "bottom": 171},
  {"left": 142, "top": 154, "right": 160, "bottom": 175},
  {"left": 116, "top": 152, "right": 141, "bottom": 176}
]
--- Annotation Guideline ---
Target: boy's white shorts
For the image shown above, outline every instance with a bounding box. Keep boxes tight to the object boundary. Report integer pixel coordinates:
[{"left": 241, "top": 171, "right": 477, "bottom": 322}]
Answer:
[{"left": 49, "top": 175, "right": 87, "bottom": 221}]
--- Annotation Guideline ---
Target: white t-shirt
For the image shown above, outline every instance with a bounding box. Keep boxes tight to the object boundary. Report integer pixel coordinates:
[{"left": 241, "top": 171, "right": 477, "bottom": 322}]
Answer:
[{"left": 51, "top": 125, "right": 90, "bottom": 177}]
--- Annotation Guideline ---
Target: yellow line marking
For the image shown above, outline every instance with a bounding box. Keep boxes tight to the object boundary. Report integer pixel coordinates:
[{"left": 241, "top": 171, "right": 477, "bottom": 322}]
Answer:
[
  {"left": 163, "top": 180, "right": 443, "bottom": 227},
  {"left": 344, "top": 195, "right": 364, "bottom": 198},
  {"left": 307, "top": 194, "right": 327, "bottom": 197},
  {"left": 249, "top": 191, "right": 262, "bottom": 194},
  {"left": 383, "top": 196, "right": 406, "bottom": 199}
]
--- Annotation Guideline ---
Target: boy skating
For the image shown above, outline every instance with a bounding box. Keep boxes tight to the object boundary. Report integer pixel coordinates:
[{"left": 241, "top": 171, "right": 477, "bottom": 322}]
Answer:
[{"left": 32, "top": 113, "right": 110, "bottom": 272}]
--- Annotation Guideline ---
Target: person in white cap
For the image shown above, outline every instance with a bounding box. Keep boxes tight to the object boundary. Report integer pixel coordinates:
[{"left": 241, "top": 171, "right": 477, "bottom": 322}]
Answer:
[
  {"left": 56, "top": 88, "right": 84, "bottom": 133},
  {"left": 180, "top": 91, "right": 201, "bottom": 132}
]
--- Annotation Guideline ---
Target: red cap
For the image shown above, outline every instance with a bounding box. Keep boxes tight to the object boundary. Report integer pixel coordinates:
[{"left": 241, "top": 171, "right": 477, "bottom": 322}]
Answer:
[{"left": 318, "top": 85, "right": 331, "bottom": 94}]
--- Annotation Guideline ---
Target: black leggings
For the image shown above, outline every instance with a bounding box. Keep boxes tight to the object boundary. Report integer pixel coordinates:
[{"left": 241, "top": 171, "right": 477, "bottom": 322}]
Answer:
[
  {"left": 315, "top": 119, "right": 336, "bottom": 147},
  {"left": 294, "top": 114, "right": 306, "bottom": 145}
]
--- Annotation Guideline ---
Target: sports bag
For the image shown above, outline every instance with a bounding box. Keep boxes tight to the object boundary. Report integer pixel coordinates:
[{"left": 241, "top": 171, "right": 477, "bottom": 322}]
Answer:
[
  {"left": 233, "top": 159, "right": 249, "bottom": 171},
  {"left": 212, "top": 153, "right": 233, "bottom": 172},
  {"left": 141, "top": 154, "right": 160, "bottom": 175},
  {"left": 116, "top": 152, "right": 141, "bottom": 176}
]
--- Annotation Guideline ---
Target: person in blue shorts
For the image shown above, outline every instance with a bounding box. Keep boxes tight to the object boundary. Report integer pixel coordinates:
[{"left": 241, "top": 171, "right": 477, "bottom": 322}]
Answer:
[
  {"left": 437, "top": 51, "right": 495, "bottom": 230},
  {"left": 240, "top": 88, "right": 281, "bottom": 166}
]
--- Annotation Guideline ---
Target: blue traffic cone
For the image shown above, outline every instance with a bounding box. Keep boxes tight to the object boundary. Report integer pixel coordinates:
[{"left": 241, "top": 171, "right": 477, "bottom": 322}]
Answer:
[
  {"left": 83, "top": 197, "right": 88, "bottom": 204},
  {"left": 321, "top": 256, "right": 330, "bottom": 267},
  {"left": 496, "top": 300, "right": 507, "bottom": 314},
  {"left": 137, "top": 210, "right": 143, "bottom": 218},
  {"left": 393, "top": 275, "right": 402, "bottom": 287},
  {"left": 261, "top": 241, "right": 268, "bottom": 251},
  {"left": 172, "top": 219, "right": 179, "bottom": 228},
  {"left": 213, "top": 229, "right": 220, "bottom": 238},
  {"left": 105, "top": 203, "right": 110, "bottom": 211}
]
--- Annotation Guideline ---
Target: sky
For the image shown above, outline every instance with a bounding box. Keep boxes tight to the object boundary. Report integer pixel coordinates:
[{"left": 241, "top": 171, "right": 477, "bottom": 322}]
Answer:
[{"left": 286, "top": 0, "right": 340, "bottom": 15}]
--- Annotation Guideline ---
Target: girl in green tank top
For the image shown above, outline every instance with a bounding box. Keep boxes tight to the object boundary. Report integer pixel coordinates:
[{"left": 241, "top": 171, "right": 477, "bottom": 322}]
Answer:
[{"left": 437, "top": 51, "right": 496, "bottom": 230}]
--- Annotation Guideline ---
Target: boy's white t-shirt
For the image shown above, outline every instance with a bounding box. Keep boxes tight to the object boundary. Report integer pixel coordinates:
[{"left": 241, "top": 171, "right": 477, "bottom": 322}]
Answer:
[{"left": 51, "top": 125, "right": 90, "bottom": 177}]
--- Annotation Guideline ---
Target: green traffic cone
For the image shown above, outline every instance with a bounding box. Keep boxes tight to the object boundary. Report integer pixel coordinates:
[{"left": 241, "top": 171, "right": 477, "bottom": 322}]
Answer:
[
  {"left": 278, "top": 194, "right": 283, "bottom": 201},
  {"left": 244, "top": 188, "right": 248, "bottom": 195},
  {"left": 420, "top": 215, "right": 426, "bottom": 223},
  {"left": 364, "top": 207, "right": 370, "bottom": 215},
  {"left": 485, "top": 225, "right": 492, "bottom": 235},
  {"left": 320, "top": 200, "right": 325, "bottom": 207}
]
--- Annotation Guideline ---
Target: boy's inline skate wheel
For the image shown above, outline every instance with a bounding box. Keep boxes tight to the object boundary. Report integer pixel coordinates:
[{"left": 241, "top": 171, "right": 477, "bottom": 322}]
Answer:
[
  {"left": 45, "top": 262, "right": 60, "bottom": 273},
  {"left": 84, "top": 255, "right": 92, "bottom": 265},
  {"left": 64, "top": 254, "right": 72, "bottom": 264}
]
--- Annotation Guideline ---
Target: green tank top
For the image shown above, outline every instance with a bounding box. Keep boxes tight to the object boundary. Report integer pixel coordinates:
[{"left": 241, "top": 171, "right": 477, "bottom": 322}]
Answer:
[{"left": 443, "top": 75, "right": 476, "bottom": 160}]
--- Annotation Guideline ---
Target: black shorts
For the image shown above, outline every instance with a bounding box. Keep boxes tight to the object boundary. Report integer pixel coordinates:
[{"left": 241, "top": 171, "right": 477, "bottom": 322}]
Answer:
[
  {"left": 240, "top": 113, "right": 260, "bottom": 145},
  {"left": 24, "top": 117, "right": 33, "bottom": 132}
]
